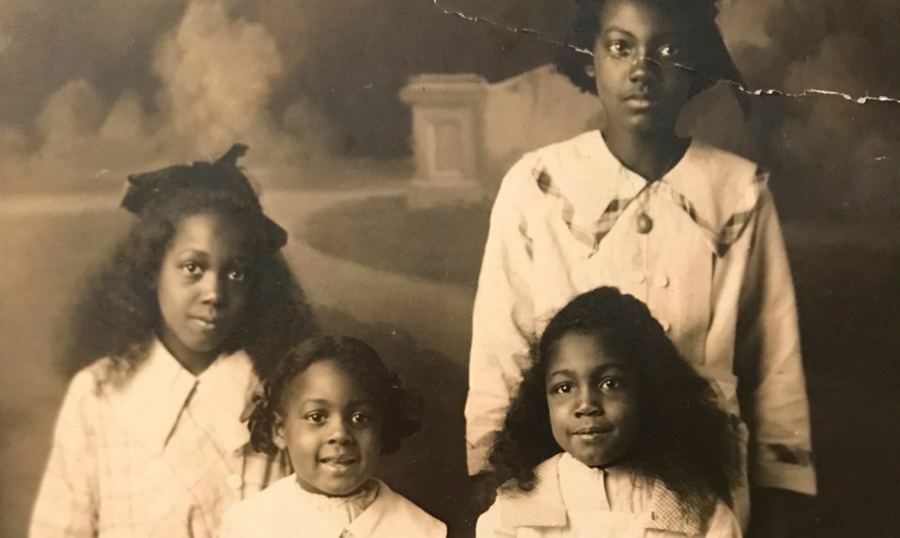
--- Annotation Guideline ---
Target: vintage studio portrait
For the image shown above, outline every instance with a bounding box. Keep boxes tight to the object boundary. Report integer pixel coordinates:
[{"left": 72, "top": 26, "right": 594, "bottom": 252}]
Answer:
[{"left": 0, "top": 0, "right": 896, "bottom": 537}]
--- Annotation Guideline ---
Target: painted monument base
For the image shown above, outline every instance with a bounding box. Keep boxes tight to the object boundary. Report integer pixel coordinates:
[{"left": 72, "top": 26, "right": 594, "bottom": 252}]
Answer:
[{"left": 406, "top": 178, "right": 483, "bottom": 210}]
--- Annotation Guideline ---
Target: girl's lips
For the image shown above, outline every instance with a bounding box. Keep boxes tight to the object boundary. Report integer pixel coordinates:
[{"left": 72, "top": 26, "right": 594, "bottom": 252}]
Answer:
[
  {"left": 191, "top": 318, "right": 217, "bottom": 329},
  {"left": 320, "top": 456, "right": 359, "bottom": 465},
  {"left": 572, "top": 424, "right": 614, "bottom": 436},
  {"left": 624, "top": 96, "right": 659, "bottom": 110}
]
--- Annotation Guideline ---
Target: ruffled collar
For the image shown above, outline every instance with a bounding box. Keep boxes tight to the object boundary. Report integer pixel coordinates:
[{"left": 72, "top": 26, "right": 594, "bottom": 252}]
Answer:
[
  {"left": 498, "top": 453, "right": 707, "bottom": 535},
  {"left": 290, "top": 476, "right": 380, "bottom": 526}
]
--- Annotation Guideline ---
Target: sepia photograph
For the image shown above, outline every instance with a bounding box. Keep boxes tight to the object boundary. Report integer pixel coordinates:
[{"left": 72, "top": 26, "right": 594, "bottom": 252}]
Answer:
[{"left": 0, "top": 1, "right": 897, "bottom": 537}]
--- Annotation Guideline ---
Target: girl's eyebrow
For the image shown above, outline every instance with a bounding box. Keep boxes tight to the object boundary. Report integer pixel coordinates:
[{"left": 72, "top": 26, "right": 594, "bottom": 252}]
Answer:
[
  {"left": 175, "top": 248, "right": 209, "bottom": 259},
  {"left": 298, "top": 398, "right": 332, "bottom": 406},
  {"left": 600, "top": 26, "right": 635, "bottom": 38},
  {"left": 547, "top": 368, "right": 576, "bottom": 379},
  {"left": 298, "top": 398, "right": 376, "bottom": 407},
  {"left": 592, "top": 363, "right": 630, "bottom": 376},
  {"left": 601, "top": 27, "right": 680, "bottom": 40}
]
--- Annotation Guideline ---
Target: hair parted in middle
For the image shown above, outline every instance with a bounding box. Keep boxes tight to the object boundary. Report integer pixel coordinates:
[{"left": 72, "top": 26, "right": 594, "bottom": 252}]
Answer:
[
  {"left": 488, "top": 287, "right": 741, "bottom": 518},
  {"left": 248, "top": 335, "right": 424, "bottom": 456},
  {"left": 554, "top": 0, "right": 750, "bottom": 114}
]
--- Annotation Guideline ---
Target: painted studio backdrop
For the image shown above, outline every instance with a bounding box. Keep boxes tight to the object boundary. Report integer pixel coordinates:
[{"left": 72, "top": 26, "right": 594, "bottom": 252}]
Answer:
[{"left": 0, "top": 0, "right": 897, "bottom": 537}]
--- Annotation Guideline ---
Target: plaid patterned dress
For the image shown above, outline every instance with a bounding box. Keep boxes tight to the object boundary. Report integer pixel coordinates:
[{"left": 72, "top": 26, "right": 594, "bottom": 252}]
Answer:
[{"left": 30, "top": 341, "right": 289, "bottom": 538}]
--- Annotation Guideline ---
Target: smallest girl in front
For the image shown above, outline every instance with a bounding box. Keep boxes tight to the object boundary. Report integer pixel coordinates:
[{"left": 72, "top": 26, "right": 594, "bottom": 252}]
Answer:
[
  {"left": 477, "top": 287, "right": 742, "bottom": 537},
  {"left": 219, "top": 336, "right": 446, "bottom": 538}
]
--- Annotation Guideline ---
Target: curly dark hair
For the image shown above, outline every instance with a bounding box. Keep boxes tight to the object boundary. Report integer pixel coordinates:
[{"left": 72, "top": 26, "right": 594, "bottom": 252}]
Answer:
[
  {"left": 62, "top": 177, "right": 316, "bottom": 379},
  {"left": 489, "top": 287, "right": 741, "bottom": 519},
  {"left": 248, "top": 335, "right": 423, "bottom": 456},
  {"left": 554, "top": 0, "right": 748, "bottom": 112}
]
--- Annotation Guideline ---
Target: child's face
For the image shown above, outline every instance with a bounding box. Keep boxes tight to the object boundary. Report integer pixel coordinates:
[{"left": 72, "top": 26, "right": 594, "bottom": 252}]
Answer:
[
  {"left": 545, "top": 332, "right": 639, "bottom": 468},
  {"left": 274, "top": 359, "right": 383, "bottom": 496},
  {"left": 156, "top": 213, "right": 252, "bottom": 365},
  {"left": 590, "top": 0, "right": 696, "bottom": 135}
]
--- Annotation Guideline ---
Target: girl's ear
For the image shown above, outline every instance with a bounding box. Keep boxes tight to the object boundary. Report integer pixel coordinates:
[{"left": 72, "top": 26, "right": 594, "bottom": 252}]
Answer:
[
  {"left": 272, "top": 412, "right": 288, "bottom": 450},
  {"left": 584, "top": 63, "right": 596, "bottom": 79}
]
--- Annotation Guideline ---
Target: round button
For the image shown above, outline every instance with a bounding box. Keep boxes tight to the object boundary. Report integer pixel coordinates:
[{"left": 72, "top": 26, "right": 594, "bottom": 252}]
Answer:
[
  {"left": 226, "top": 474, "right": 243, "bottom": 491},
  {"left": 635, "top": 212, "right": 653, "bottom": 234},
  {"left": 654, "top": 275, "right": 670, "bottom": 288},
  {"left": 632, "top": 272, "right": 647, "bottom": 284}
]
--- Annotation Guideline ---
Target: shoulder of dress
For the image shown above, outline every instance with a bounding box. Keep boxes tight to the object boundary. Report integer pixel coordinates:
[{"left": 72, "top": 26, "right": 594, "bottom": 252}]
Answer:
[
  {"left": 231, "top": 474, "right": 295, "bottom": 516},
  {"left": 69, "top": 357, "right": 132, "bottom": 397},
  {"left": 497, "top": 454, "right": 567, "bottom": 528},
  {"left": 375, "top": 481, "right": 446, "bottom": 535},
  {"left": 505, "top": 131, "right": 598, "bottom": 184},
  {"left": 662, "top": 142, "right": 769, "bottom": 257},
  {"left": 683, "top": 141, "right": 764, "bottom": 193}
]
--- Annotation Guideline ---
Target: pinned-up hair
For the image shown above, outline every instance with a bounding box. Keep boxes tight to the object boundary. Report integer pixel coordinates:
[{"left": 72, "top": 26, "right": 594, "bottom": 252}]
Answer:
[
  {"left": 121, "top": 144, "right": 287, "bottom": 252},
  {"left": 247, "top": 336, "right": 424, "bottom": 456},
  {"left": 554, "top": 0, "right": 751, "bottom": 115},
  {"left": 62, "top": 144, "right": 316, "bottom": 377}
]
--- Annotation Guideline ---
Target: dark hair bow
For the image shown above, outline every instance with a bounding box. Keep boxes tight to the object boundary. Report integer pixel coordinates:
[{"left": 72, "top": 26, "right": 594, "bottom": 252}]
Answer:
[{"left": 121, "top": 144, "right": 287, "bottom": 249}]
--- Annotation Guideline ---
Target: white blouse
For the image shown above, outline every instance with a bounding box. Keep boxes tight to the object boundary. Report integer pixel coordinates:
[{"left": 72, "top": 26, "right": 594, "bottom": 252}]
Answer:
[
  {"left": 218, "top": 474, "right": 447, "bottom": 538},
  {"left": 476, "top": 453, "right": 742, "bottom": 538},
  {"left": 464, "top": 131, "right": 816, "bottom": 503}
]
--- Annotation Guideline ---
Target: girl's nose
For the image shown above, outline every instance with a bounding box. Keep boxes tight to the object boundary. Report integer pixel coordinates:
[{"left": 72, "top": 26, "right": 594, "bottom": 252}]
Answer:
[
  {"left": 574, "top": 391, "right": 603, "bottom": 418},
  {"left": 327, "top": 417, "right": 353, "bottom": 445},
  {"left": 200, "top": 273, "right": 227, "bottom": 305},
  {"left": 629, "top": 53, "right": 652, "bottom": 82}
]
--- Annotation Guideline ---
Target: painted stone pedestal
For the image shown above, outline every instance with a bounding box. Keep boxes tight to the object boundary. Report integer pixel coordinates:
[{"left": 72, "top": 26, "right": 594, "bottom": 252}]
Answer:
[{"left": 400, "top": 74, "right": 486, "bottom": 209}]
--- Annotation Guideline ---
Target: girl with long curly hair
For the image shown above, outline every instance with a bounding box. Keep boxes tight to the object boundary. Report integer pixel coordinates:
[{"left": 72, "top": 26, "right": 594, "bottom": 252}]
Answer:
[
  {"left": 464, "top": 0, "right": 816, "bottom": 534},
  {"left": 477, "top": 287, "right": 742, "bottom": 537},
  {"left": 30, "top": 145, "right": 316, "bottom": 538},
  {"left": 219, "top": 335, "right": 445, "bottom": 537}
]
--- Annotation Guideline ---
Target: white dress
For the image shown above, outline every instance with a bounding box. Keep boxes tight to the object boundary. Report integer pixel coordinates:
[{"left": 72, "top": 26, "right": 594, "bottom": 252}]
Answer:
[
  {"left": 218, "top": 474, "right": 447, "bottom": 538},
  {"left": 30, "top": 340, "right": 287, "bottom": 538},
  {"left": 476, "top": 453, "right": 741, "bottom": 538}
]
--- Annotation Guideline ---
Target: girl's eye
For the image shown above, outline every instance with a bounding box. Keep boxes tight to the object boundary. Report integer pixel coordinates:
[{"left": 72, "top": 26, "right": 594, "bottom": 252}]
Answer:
[
  {"left": 181, "top": 262, "right": 203, "bottom": 276},
  {"left": 551, "top": 382, "right": 573, "bottom": 395},
  {"left": 599, "top": 377, "right": 624, "bottom": 391},
  {"left": 351, "top": 412, "right": 370, "bottom": 425},
  {"left": 305, "top": 412, "right": 326, "bottom": 424},
  {"left": 227, "top": 268, "right": 246, "bottom": 281},
  {"left": 658, "top": 44, "right": 680, "bottom": 60},
  {"left": 606, "top": 40, "right": 632, "bottom": 59}
]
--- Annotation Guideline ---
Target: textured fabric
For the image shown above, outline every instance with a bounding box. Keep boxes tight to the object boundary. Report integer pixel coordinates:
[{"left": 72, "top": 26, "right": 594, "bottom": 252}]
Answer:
[
  {"left": 464, "top": 131, "right": 816, "bottom": 505},
  {"left": 290, "top": 477, "right": 379, "bottom": 526},
  {"left": 29, "top": 340, "right": 288, "bottom": 538},
  {"left": 218, "top": 476, "right": 447, "bottom": 538},
  {"left": 477, "top": 454, "right": 741, "bottom": 538}
]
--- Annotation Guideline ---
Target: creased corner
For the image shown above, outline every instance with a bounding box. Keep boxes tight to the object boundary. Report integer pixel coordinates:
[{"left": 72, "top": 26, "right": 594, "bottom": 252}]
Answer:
[
  {"left": 430, "top": 0, "right": 590, "bottom": 55},
  {"left": 430, "top": 0, "right": 900, "bottom": 106}
]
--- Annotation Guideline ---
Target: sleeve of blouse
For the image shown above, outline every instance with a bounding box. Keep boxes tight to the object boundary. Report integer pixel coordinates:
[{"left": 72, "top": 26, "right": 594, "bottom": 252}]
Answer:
[
  {"left": 475, "top": 501, "right": 517, "bottom": 538},
  {"left": 734, "top": 182, "right": 817, "bottom": 495},
  {"left": 29, "top": 370, "right": 99, "bottom": 538},
  {"left": 464, "top": 156, "right": 538, "bottom": 476},
  {"left": 704, "top": 500, "right": 743, "bottom": 537}
]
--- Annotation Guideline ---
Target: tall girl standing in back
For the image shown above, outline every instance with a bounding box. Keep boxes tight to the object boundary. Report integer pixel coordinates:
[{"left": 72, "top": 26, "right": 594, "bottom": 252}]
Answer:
[
  {"left": 464, "top": 1, "right": 815, "bottom": 534},
  {"left": 30, "top": 145, "right": 316, "bottom": 537}
]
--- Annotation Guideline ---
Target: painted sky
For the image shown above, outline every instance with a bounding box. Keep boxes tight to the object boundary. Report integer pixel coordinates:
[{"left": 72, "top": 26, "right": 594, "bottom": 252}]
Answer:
[{"left": 0, "top": 0, "right": 896, "bottom": 215}]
